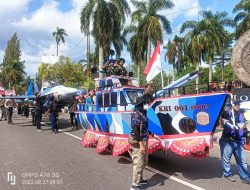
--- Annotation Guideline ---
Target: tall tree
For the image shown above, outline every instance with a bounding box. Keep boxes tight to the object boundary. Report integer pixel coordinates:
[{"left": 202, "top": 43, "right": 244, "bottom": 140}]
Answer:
[
  {"left": 164, "top": 35, "right": 185, "bottom": 81},
  {"left": 80, "top": 0, "right": 130, "bottom": 78},
  {"left": 214, "top": 32, "right": 234, "bottom": 80},
  {"left": 0, "top": 33, "right": 25, "bottom": 89},
  {"left": 52, "top": 27, "right": 68, "bottom": 56},
  {"left": 233, "top": 0, "right": 250, "bottom": 39},
  {"left": 130, "top": 0, "right": 174, "bottom": 64},
  {"left": 127, "top": 27, "right": 146, "bottom": 84},
  {"left": 181, "top": 11, "right": 234, "bottom": 83},
  {"left": 38, "top": 57, "right": 86, "bottom": 88}
]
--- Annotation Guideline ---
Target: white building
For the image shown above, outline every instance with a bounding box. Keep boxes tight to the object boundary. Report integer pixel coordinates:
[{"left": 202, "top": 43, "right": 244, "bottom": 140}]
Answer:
[{"left": 41, "top": 54, "right": 59, "bottom": 64}]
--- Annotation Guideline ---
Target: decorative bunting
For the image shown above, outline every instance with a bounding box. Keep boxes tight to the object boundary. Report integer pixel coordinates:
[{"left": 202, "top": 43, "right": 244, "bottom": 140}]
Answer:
[{"left": 96, "top": 136, "right": 110, "bottom": 153}]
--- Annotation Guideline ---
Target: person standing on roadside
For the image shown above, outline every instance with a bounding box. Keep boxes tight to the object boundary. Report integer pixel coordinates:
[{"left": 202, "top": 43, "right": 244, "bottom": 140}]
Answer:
[
  {"left": 219, "top": 100, "right": 250, "bottom": 184},
  {"left": 45, "top": 95, "right": 59, "bottom": 133},
  {"left": 4, "top": 94, "right": 16, "bottom": 124},
  {"left": 35, "top": 92, "right": 43, "bottom": 131},
  {"left": 0, "top": 94, "right": 7, "bottom": 121},
  {"left": 68, "top": 95, "right": 78, "bottom": 130},
  {"left": 129, "top": 95, "right": 160, "bottom": 190}
]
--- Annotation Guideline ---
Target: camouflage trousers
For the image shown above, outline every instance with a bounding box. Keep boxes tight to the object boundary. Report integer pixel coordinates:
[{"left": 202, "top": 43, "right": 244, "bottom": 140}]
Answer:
[
  {"left": 0, "top": 106, "right": 7, "bottom": 120},
  {"left": 131, "top": 140, "right": 148, "bottom": 185}
]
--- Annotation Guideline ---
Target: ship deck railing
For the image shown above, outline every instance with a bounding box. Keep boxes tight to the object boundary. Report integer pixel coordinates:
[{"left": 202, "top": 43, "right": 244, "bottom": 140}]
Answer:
[{"left": 76, "top": 102, "right": 135, "bottom": 112}]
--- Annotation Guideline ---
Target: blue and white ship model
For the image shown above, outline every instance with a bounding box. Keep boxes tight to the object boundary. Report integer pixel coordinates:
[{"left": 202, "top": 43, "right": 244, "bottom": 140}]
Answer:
[{"left": 76, "top": 73, "right": 228, "bottom": 158}]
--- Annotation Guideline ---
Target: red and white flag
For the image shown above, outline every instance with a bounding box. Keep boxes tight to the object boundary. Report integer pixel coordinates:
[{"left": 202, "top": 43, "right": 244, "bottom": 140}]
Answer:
[{"left": 144, "top": 41, "right": 162, "bottom": 82}]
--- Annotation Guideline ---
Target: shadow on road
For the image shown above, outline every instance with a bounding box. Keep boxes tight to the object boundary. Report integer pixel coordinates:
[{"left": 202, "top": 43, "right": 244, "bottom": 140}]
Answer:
[{"left": 147, "top": 151, "right": 226, "bottom": 180}]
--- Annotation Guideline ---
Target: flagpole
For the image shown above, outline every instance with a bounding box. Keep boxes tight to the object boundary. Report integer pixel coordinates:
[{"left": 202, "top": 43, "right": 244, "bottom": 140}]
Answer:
[{"left": 160, "top": 42, "right": 164, "bottom": 89}]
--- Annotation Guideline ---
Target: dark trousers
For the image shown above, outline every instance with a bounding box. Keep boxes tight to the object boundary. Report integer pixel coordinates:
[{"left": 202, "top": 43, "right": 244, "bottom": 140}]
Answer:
[
  {"left": 70, "top": 112, "right": 76, "bottom": 126},
  {"left": 49, "top": 113, "right": 58, "bottom": 132},
  {"left": 6, "top": 107, "right": 13, "bottom": 124},
  {"left": 17, "top": 105, "right": 22, "bottom": 115},
  {"left": 23, "top": 106, "right": 29, "bottom": 117},
  {"left": 36, "top": 109, "right": 42, "bottom": 129}
]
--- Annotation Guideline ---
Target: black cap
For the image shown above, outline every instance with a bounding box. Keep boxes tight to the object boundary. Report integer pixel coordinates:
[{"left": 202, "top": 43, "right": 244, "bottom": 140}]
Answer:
[
  {"left": 118, "top": 58, "right": 125, "bottom": 64},
  {"left": 233, "top": 100, "right": 240, "bottom": 106}
]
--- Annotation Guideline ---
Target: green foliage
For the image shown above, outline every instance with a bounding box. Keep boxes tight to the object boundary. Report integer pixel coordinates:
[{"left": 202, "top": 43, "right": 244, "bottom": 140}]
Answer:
[
  {"left": 83, "top": 76, "right": 95, "bottom": 91},
  {"left": 213, "top": 63, "right": 235, "bottom": 82},
  {"left": 38, "top": 56, "right": 86, "bottom": 89},
  {"left": 233, "top": 0, "right": 250, "bottom": 39},
  {"left": 125, "top": 0, "right": 174, "bottom": 83},
  {"left": 80, "top": 0, "right": 131, "bottom": 75},
  {"left": 0, "top": 33, "right": 25, "bottom": 89},
  {"left": 180, "top": 10, "right": 235, "bottom": 82}
]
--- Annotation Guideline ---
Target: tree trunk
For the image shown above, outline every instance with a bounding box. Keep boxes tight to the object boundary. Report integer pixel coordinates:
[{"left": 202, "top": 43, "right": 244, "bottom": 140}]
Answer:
[
  {"left": 137, "top": 63, "right": 141, "bottom": 85},
  {"left": 222, "top": 54, "right": 225, "bottom": 81},
  {"left": 209, "top": 60, "right": 212, "bottom": 83},
  {"left": 146, "top": 38, "right": 151, "bottom": 64},
  {"left": 196, "top": 63, "right": 199, "bottom": 93},
  {"left": 172, "top": 65, "right": 176, "bottom": 81},
  {"left": 87, "top": 33, "right": 90, "bottom": 76},
  {"left": 56, "top": 42, "right": 59, "bottom": 57},
  {"left": 99, "top": 46, "right": 104, "bottom": 78}
]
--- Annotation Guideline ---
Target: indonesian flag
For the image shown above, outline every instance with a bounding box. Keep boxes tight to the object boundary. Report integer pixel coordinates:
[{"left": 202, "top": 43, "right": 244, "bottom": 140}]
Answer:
[{"left": 144, "top": 41, "right": 162, "bottom": 82}]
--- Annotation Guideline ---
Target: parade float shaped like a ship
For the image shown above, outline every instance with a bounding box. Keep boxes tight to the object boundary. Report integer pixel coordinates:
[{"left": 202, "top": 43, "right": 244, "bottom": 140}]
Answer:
[{"left": 76, "top": 72, "right": 228, "bottom": 158}]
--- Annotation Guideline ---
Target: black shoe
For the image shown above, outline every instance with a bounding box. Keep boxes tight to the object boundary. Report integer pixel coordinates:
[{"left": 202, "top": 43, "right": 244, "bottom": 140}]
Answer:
[
  {"left": 130, "top": 185, "right": 141, "bottom": 190},
  {"left": 225, "top": 176, "right": 236, "bottom": 182},
  {"left": 139, "top": 179, "right": 148, "bottom": 185},
  {"left": 242, "top": 179, "right": 250, "bottom": 184}
]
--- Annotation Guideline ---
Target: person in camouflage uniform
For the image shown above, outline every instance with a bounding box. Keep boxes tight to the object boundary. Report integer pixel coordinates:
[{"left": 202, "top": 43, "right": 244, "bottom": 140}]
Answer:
[
  {"left": 0, "top": 94, "right": 7, "bottom": 121},
  {"left": 102, "top": 60, "right": 113, "bottom": 76},
  {"left": 116, "top": 58, "right": 127, "bottom": 76}
]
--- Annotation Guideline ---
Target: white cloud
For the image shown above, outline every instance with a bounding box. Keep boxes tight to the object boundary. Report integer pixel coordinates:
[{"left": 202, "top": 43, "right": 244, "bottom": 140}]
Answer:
[
  {"left": 0, "top": 50, "right": 4, "bottom": 63},
  {"left": 169, "top": 0, "right": 199, "bottom": 19},
  {"left": 0, "top": 0, "right": 90, "bottom": 77},
  {"left": 0, "top": 0, "right": 29, "bottom": 20},
  {"left": 0, "top": 0, "right": 200, "bottom": 77}
]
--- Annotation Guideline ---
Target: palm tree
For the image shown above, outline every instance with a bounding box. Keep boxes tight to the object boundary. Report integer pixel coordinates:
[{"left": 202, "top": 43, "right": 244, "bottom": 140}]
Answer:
[
  {"left": 165, "top": 40, "right": 176, "bottom": 81},
  {"left": 131, "top": 0, "right": 174, "bottom": 64},
  {"left": 214, "top": 32, "right": 234, "bottom": 80},
  {"left": 181, "top": 11, "right": 234, "bottom": 83},
  {"left": 233, "top": 0, "right": 250, "bottom": 39},
  {"left": 164, "top": 35, "right": 185, "bottom": 81},
  {"left": 52, "top": 27, "right": 68, "bottom": 56},
  {"left": 80, "top": 0, "right": 130, "bottom": 78},
  {"left": 1, "top": 60, "right": 26, "bottom": 89},
  {"left": 126, "top": 27, "right": 146, "bottom": 84},
  {"left": 181, "top": 19, "right": 216, "bottom": 83}
]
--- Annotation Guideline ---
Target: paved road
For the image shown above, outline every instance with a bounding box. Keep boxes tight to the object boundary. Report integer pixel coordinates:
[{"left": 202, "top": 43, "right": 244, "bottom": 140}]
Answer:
[{"left": 0, "top": 113, "right": 249, "bottom": 190}]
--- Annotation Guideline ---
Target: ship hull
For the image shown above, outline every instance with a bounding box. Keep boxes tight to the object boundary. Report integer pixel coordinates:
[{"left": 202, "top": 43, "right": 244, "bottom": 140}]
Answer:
[{"left": 76, "top": 92, "right": 228, "bottom": 157}]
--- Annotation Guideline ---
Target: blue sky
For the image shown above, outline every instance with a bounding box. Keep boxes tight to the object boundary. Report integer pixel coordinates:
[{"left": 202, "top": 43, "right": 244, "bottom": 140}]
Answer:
[{"left": 0, "top": 0, "right": 241, "bottom": 77}]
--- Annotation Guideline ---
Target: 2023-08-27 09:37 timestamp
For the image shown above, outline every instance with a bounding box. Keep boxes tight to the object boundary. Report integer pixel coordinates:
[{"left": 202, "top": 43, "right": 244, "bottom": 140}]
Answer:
[{"left": 22, "top": 179, "right": 63, "bottom": 185}]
